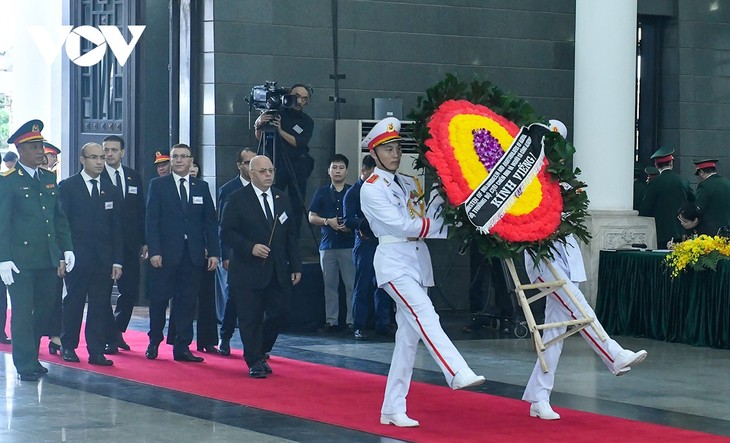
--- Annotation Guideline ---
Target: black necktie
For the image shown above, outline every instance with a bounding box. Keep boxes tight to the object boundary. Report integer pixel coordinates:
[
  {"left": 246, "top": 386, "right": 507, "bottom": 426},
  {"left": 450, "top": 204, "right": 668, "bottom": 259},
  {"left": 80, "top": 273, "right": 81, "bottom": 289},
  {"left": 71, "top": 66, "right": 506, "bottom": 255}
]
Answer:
[
  {"left": 115, "top": 170, "right": 124, "bottom": 197},
  {"left": 393, "top": 174, "right": 405, "bottom": 192},
  {"left": 262, "top": 192, "right": 274, "bottom": 226},
  {"left": 179, "top": 178, "right": 188, "bottom": 211},
  {"left": 33, "top": 170, "right": 40, "bottom": 181},
  {"left": 90, "top": 179, "right": 99, "bottom": 199}
]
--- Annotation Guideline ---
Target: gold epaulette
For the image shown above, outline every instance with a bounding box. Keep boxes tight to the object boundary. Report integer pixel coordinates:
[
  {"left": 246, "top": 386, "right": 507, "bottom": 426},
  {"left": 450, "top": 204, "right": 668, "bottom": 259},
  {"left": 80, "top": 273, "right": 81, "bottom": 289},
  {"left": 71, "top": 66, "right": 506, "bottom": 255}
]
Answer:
[{"left": 1, "top": 167, "right": 16, "bottom": 177}]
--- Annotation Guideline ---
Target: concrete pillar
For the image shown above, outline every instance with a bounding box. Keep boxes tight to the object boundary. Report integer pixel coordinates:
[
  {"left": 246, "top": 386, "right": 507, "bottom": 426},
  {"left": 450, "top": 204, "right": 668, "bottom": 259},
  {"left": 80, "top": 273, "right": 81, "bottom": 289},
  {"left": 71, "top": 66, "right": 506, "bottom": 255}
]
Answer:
[
  {"left": 10, "top": 0, "right": 66, "bottom": 177},
  {"left": 572, "top": 0, "right": 655, "bottom": 304}
]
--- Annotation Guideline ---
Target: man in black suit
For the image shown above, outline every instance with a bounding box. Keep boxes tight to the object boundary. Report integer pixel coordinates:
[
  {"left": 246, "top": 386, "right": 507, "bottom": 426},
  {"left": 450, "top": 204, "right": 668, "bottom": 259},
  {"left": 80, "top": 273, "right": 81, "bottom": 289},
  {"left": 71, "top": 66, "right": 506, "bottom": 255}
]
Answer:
[
  {"left": 221, "top": 155, "right": 302, "bottom": 378},
  {"left": 58, "top": 142, "right": 123, "bottom": 366},
  {"left": 145, "top": 143, "right": 220, "bottom": 363},
  {"left": 216, "top": 147, "right": 256, "bottom": 355},
  {"left": 100, "top": 135, "right": 147, "bottom": 352}
]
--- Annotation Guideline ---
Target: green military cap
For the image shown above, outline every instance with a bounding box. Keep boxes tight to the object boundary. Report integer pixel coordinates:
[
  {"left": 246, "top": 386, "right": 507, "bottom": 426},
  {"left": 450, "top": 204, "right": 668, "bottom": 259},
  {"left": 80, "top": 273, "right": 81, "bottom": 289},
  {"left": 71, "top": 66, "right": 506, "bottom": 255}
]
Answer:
[
  {"left": 7, "top": 119, "right": 44, "bottom": 145},
  {"left": 43, "top": 141, "right": 61, "bottom": 155},
  {"left": 693, "top": 158, "right": 718, "bottom": 175},
  {"left": 650, "top": 146, "right": 674, "bottom": 163},
  {"left": 3, "top": 151, "right": 18, "bottom": 162},
  {"left": 154, "top": 148, "right": 170, "bottom": 164},
  {"left": 644, "top": 166, "right": 659, "bottom": 176}
]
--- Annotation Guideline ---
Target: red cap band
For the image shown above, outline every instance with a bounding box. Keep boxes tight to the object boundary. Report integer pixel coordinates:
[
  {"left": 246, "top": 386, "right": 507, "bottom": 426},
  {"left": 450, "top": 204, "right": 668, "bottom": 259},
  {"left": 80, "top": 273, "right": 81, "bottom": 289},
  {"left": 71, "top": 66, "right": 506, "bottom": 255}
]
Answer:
[
  {"left": 14, "top": 131, "right": 43, "bottom": 144},
  {"left": 654, "top": 154, "right": 673, "bottom": 164},
  {"left": 695, "top": 161, "right": 716, "bottom": 170},
  {"left": 368, "top": 132, "right": 400, "bottom": 151}
]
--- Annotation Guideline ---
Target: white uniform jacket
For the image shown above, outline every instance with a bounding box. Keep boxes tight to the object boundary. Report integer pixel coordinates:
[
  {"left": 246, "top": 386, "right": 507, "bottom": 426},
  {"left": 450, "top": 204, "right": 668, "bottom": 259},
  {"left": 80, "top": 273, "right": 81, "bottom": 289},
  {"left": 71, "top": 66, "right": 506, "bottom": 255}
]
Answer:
[{"left": 361, "top": 167, "right": 447, "bottom": 287}]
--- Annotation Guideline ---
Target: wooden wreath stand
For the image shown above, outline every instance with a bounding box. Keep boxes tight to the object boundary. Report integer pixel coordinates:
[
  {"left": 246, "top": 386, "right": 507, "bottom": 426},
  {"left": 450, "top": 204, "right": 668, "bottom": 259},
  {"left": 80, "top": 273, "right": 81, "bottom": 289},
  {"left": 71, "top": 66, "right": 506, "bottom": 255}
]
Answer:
[{"left": 503, "top": 257, "right": 607, "bottom": 373}]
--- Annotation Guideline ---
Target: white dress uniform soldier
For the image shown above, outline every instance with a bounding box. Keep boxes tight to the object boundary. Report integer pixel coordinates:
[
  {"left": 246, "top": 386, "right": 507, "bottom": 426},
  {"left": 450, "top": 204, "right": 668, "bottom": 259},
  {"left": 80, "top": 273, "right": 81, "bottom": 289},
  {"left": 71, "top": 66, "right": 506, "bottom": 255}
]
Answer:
[
  {"left": 360, "top": 117, "right": 486, "bottom": 428},
  {"left": 522, "top": 234, "right": 648, "bottom": 420}
]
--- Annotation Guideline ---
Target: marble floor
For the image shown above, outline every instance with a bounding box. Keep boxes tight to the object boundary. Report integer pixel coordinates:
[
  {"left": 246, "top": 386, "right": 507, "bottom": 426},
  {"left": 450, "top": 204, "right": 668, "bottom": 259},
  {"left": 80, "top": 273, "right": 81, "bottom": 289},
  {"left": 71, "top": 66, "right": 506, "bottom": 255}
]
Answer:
[{"left": 1, "top": 308, "right": 729, "bottom": 442}]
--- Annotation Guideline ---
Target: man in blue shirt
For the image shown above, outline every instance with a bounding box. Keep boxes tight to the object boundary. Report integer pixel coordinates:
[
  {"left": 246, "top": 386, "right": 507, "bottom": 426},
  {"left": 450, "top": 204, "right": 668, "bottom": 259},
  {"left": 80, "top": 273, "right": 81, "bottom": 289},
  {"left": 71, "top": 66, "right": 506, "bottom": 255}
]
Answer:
[
  {"left": 308, "top": 154, "right": 355, "bottom": 331},
  {"left": 343, "top": 155, "right": 393, "bottom": 340}
]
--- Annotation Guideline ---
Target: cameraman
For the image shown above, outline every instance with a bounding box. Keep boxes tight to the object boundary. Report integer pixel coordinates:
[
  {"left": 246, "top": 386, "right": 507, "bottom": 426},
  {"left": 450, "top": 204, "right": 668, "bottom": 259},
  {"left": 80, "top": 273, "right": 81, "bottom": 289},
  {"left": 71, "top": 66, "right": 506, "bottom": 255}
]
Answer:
[{"left": 255, "top": 84, "right": 315, "bottom": 232}]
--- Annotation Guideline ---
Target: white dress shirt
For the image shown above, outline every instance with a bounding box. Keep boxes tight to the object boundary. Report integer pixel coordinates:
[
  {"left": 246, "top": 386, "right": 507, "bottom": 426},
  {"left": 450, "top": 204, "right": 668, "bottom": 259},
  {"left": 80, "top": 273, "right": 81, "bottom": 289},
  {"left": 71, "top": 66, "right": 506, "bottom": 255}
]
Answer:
[{"left": 251, "top": 183, "right": 274, "bottom": 219}]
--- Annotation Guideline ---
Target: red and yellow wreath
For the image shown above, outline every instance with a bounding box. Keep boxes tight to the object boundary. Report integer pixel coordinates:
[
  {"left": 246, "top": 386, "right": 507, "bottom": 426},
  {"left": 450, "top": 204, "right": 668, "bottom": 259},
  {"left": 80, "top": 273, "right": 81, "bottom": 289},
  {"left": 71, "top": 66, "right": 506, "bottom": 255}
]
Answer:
[{"left": 410, "top": 74, "right": 590, "bottom": 259}]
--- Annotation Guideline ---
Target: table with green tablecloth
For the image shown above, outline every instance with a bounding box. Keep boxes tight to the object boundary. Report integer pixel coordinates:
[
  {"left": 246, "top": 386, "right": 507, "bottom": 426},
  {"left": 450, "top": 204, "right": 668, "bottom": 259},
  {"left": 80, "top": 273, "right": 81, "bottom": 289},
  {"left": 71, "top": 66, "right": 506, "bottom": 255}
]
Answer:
[{"left": 595, "top": 250, "right": 730, "bottom": 349}]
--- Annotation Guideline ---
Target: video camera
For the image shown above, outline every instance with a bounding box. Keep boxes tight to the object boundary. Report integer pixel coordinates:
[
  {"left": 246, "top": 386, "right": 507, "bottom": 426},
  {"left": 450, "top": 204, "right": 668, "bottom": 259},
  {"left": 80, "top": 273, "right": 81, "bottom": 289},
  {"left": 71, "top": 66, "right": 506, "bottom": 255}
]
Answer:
[{"left": 248, "top": 81, "right": 296, "bottom": 113}]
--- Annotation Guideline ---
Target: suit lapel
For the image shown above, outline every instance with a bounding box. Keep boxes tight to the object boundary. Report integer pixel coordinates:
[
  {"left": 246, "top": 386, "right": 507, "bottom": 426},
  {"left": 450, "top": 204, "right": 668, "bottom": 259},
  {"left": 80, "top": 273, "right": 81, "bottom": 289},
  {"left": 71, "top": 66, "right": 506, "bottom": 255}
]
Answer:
[
  {"left": 77, "top": 173, "right": 93, "bottom": 202},
  {"left": 247, "top": 185, "right": 270, "bottom": 228},
  {"left": 161, "top": 175, "right": 182, "bottom": 212},
  {"left": 189, "top": 176, "right": 198, "bottom": 202},
  {"left": 271, "top": 190, "right": 282, "bottom": 225}
]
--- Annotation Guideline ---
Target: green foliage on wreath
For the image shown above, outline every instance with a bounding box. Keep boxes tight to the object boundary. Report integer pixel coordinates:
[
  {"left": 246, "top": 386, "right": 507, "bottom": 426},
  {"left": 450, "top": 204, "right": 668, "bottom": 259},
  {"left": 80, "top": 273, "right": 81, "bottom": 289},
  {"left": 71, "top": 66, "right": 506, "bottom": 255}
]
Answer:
[{"left": 407, "top": 73, "right": 591, "bottom": 260}]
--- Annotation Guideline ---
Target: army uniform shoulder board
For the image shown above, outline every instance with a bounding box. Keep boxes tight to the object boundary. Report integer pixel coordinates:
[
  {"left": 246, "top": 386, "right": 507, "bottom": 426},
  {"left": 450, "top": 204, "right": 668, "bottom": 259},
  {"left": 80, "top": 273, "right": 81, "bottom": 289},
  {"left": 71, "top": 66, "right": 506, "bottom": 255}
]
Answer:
[
  {"left": 1, "top": 167, "right": 16, "bottom": 177},
  {"left": 366, "top": 174, "right": 379, "bottom": 184}
]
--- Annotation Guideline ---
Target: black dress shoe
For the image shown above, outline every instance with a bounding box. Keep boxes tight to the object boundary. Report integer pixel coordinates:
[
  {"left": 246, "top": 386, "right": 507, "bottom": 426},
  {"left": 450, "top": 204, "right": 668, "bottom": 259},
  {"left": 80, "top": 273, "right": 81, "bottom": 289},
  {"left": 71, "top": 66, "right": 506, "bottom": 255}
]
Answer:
[
  {"left": 88, "top": 354, "right": 114, "bottom": 366},
  {"left": 196, "top": 344, "right": 218, "bottom": 353},
  {"left": 116, "top": 332, "right": 131, "bottom": 351},
  {"left": 0, "top": 336, "right": 11, "bottom": 345},
  {"left": 48, "top": 341, "right": 61, "bottom": 355},
  {"left": 249, "top": 361, "right": 267, "bottom": 378},
  {"left": 354, "top": 329, "right": 368, "bottom": 340},
  {"left": 18, "top": 371, "right": 40, "bottom": 381},
  {"left": 260, "top": 359, "right": 272, "bottom": 374},
  {"left": 103, "top": 344, "right": 119, "bottom": 355},
  {"left": 173, "top": 349, "right": 204, "bottom": 363},
  {"left": 34, "top": 363, "right": 49, "bottom": 375},
  {"left": 61, "top": 347, "right": 80, "bottom": 363},
  {"left": 145, "top": 343, "right": 159, "bottom": 360},
  {"left": 217, "top": 339, "right": 231, "bottom": 356}
]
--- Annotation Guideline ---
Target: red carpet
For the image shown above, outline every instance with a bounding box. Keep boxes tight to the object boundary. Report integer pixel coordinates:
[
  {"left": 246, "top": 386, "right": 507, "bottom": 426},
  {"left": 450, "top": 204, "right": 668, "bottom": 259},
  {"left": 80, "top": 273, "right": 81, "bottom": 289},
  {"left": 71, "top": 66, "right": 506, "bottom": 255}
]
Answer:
[{"left": 0, "top": 329, "right": 726, "bottom": 442}]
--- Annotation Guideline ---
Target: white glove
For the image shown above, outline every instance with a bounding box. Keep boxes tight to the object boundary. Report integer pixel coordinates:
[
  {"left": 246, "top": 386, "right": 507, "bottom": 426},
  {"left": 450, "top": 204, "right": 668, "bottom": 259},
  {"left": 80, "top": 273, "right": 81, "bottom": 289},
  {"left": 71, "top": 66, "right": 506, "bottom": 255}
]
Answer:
[
  {"left": 0, "top": 261, "right": 20, "bottom": 286},
  {"left": 64, "top": 251, "right": 76, "bottom": 273}
]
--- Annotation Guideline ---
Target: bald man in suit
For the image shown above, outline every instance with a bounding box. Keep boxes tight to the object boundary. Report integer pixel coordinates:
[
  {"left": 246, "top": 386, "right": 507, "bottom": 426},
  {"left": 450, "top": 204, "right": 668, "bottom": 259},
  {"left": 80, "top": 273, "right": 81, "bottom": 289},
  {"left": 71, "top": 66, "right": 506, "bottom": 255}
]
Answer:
[{"left": 221, "top": 155, "right": 301, "bottom": 378}]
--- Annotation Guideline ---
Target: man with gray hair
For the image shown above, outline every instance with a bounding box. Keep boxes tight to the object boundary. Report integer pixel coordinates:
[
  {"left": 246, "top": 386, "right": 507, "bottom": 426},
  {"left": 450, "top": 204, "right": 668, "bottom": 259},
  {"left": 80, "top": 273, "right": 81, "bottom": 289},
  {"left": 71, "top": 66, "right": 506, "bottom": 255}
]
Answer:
[{"left": 221, "top": 155, "right": 302, "bottom": 378}]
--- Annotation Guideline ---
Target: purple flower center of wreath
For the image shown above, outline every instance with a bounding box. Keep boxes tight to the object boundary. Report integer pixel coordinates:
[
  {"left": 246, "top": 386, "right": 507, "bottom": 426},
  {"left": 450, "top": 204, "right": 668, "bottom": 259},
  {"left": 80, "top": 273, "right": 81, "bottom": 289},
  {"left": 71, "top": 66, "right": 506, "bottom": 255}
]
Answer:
[{"left": 472, "top": 128, "right": 504, "bottom": 170}]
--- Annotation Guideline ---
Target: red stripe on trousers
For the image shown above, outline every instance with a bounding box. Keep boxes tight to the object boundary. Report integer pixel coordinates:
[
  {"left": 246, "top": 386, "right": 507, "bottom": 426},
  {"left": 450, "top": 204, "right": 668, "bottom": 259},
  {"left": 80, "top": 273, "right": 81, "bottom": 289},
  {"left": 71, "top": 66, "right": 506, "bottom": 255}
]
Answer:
[
  {"left": 388, "top": 281, "right": 455, "bottom": 376},
  {"left": 536, "top": 276, "right": 613, "bottom": 363}
]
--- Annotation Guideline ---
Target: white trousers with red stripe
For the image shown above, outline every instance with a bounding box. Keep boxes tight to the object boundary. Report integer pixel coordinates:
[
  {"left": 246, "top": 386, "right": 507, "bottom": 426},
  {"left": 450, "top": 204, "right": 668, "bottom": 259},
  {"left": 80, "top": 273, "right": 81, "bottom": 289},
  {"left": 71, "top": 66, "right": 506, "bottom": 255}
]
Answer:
[
  {"left": 381, "top": 275, "right": 472, "bottom": 415},
  {"left": 521, "top": 268, "right": 625, "bottom": 404}
]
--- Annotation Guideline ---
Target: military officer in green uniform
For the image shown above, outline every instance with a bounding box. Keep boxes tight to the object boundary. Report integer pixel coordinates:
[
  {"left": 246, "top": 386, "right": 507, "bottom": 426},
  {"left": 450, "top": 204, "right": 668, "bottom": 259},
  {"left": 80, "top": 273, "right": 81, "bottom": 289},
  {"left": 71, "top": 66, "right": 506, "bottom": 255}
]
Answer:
[
  {"left": 644, "top": 166, "right": 659, "bottom": 183},
  {"left": 0, "top": 119, "right": 74, "bottom": 381},
  {"left": 638, "top": 146, "right": 694, "bottom": 248},
  {"left": 693, "top": 159, "right": 730, "bottom": 236}
]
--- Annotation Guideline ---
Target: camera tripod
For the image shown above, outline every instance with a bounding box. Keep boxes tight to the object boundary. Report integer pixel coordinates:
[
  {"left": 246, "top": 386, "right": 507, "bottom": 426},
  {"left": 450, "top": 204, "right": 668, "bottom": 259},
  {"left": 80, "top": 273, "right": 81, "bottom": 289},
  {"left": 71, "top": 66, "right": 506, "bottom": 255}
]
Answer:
[{"left": 257, "top": 124, "right": 319, "bottom": 249}]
